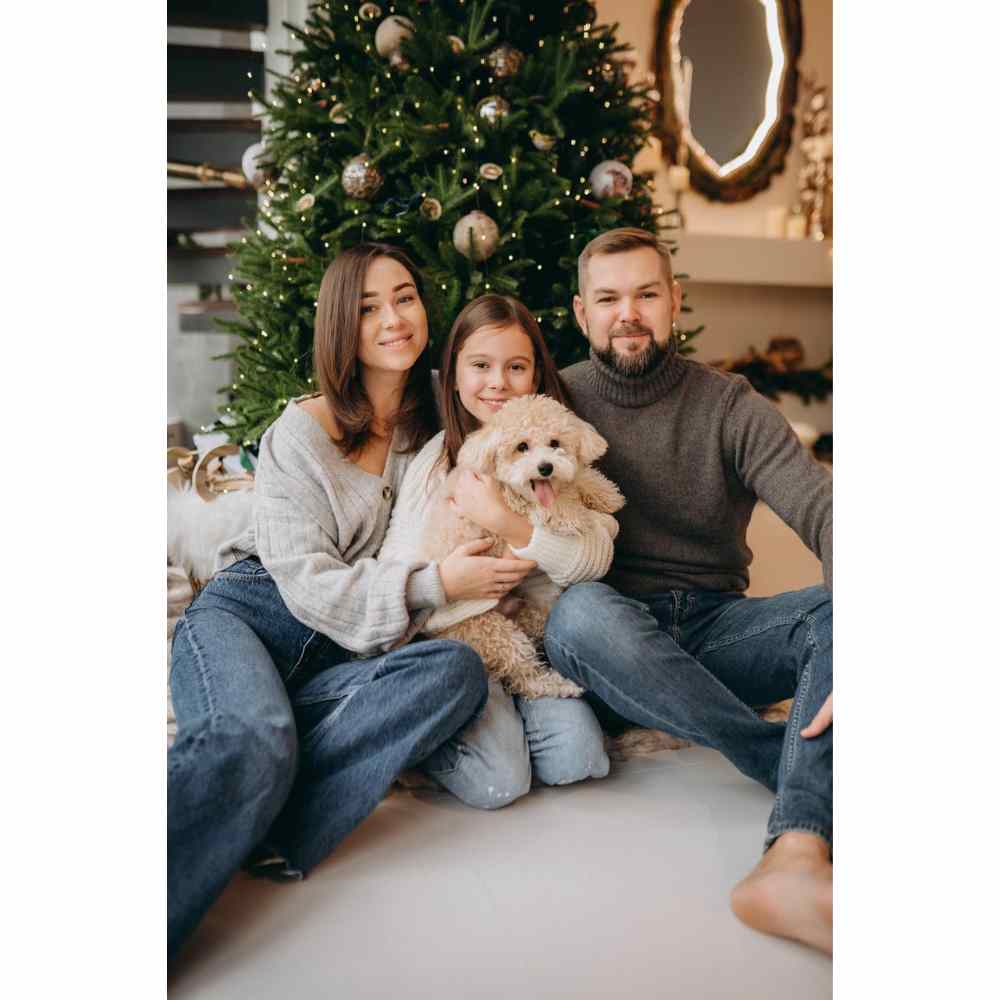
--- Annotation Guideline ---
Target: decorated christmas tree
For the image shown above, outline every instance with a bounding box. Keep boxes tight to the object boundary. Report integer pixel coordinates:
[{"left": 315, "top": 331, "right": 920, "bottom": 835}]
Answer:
[{"left": 217, "top": 0, "right": 701, "bottom": 448}]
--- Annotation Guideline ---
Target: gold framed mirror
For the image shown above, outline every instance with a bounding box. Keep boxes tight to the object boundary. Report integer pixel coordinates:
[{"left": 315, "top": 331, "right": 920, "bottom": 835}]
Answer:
[{"left": 653, "top": 0, "right": 803, "bottom": 202}]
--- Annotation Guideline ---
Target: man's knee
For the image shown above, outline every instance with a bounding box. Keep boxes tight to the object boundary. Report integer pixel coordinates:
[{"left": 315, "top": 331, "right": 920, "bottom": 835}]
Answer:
[{"left": 545, "top": 582, "right": 624, "bottom": 653}]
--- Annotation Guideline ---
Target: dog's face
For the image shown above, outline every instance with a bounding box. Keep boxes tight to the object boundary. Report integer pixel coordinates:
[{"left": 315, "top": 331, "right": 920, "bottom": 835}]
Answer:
[{"left": 456, "top": 394, "right": 607, "bottom": 510}]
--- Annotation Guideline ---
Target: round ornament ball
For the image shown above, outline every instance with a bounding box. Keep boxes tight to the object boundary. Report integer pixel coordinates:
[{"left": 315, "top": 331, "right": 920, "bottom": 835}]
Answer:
[
  {"left": 478, "top": 163, "right": 503, "bottom": 181},
  {"left": 241, "top": 142, "right": 269, "bottom": 188},
  {"left": 341, "top": 153, "right": 384, "bottom": 200},
  {"left": 476, "top": 95, "right": 511, "bottom": 127},
  {"left": 529, "top": 129, "right": 556, "bottom": 151},
  {"left": 448, "top": 35, "right": 465, "bottom": 54},
  {"left": 419, "top": 197, "right": 443, "bottom": 221},
  {"left": 329, "top": 103, "right": 348, "bottom": 124},
  {"left": 588, "top": 159, "right": 634, "bottom": 200},
  {"left": 452, "top": 210, "right": 500, "bottom": 262},
  {"left": 374, "top": 15, "right": 414, "bottom": 58},
  {"left": 486, "top": 43, "right": 525, "bottom": 79},
  {"left": 359, "top": 3, "right": 382, "bottom": 21}
]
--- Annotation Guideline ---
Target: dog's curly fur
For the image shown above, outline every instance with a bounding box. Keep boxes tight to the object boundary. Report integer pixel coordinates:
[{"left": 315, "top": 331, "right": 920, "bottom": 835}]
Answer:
[{"left": 419, "top": 395, "right": 625, "bottom": 699}]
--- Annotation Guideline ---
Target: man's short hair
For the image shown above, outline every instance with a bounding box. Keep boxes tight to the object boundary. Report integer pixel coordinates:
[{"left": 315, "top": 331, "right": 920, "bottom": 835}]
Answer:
[{"left": 577, "top": 227, "right": 674, "bottom": 296}]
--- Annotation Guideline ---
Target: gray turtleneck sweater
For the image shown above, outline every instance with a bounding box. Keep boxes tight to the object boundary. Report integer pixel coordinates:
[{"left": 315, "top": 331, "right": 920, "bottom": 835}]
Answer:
[{"left": 560, "top": 337, "right": 832, "bottom": 595}]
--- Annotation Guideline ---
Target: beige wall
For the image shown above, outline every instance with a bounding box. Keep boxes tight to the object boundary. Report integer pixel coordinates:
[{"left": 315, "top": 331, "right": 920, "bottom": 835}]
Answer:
[{"left": 597, "top": 0, "right": 834, "bottom": 433}]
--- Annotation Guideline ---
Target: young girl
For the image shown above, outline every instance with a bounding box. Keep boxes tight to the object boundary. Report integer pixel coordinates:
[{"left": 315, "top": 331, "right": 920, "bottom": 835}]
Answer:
[
  {"left": 379, "top": 294, "right": 615, "bottom": 809},
  {"left": 167, "top": 246, "right": 536, "bottom": 961}
]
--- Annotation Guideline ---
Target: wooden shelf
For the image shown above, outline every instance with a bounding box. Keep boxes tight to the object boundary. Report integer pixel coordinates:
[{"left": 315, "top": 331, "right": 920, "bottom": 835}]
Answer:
[{"left": 670, "top": 233, "right": 833, "bottom": 289}]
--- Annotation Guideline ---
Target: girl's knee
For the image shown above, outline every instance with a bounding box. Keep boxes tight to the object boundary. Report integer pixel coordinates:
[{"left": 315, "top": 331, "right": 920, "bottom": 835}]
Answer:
[
  {"left": 534, "top": 723, "right": 610, "bottom": 786},
  {"left": 453, "top": 754, "right": 532, "bottom": 811}
]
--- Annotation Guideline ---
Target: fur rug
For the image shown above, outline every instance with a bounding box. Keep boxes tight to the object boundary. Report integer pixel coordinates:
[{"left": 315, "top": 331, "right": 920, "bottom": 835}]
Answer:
[{"left": 167, "top": 485, "right": 253, "bottom": 586}]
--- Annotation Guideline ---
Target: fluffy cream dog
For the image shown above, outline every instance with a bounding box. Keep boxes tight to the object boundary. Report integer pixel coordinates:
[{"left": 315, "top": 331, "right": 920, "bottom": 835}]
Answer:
[{"left": 419, "top": 394, "right": 624, "bottom": 699}]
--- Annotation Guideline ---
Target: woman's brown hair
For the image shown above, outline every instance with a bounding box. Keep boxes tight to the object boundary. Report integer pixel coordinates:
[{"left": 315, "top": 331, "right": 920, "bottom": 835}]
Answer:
[
  {"left": 313, "top": 242, "right": 437, "bottom": 457},
  {"left": 438, "top": 294, "right": 570, "bottom": 470}
]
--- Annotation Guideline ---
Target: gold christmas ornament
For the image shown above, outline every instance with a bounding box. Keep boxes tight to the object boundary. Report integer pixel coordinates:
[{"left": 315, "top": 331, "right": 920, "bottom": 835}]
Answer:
[
  {"left": 329, "top": 103, "right": 348, "bottom": 124},
  {"left": 419, "top": 197, "right": 443, "bottom": 221},
  {"left": 374, "top": 15, "right": 414, "bottom": 58},
  {"left": 448, "top": 35, "right": 465, "bottom": 54},
  {"left": 486, "top": 43, "right": 525, "bottom": 79},
  {"left": 529, "top": 129, "right": 556, "bottom": 151},
  {"left": 359, "top": 3, "right": 382, "bottom": 21},
  {"left": 341, "top": 153, "right": 384, "bottom": 199},
  {"left": 452, "top": 210, "right": 500, "bottom": 261},
  {"left": 479, "top": 163, "right": 503, "bottom": 181},
  {"left": 295, "top": 193, "right": 316, "bottom": 212},
  {"left": 476, "top": 95, "right": 511, "bottom": 127},
  {"left": 588, "top": 159, "right": 633, "bottom": 200}
]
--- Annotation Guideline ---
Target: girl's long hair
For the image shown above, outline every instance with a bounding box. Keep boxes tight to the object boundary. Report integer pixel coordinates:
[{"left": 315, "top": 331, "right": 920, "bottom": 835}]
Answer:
[
  {"left": 437, "top": 294, "right": 569, "bottom": 471},
  {"left": 313, "top": 242, "right": 437, "bottom": 457}
]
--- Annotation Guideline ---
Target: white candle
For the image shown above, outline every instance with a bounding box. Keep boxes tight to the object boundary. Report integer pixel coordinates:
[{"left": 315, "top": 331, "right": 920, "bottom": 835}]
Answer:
[
  {"left": 667, "top": 164, "right": 690, "bottom": 192},
  {"left": 765, "top": 206, "right": 788, "bottom": 238},
  {"left": 786, "top": 214, "right": 807, "bottom": 240}
]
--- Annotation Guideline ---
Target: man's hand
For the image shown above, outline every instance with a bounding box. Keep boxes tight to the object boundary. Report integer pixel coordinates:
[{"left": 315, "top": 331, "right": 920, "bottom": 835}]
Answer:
[
  {"left": 448, "top": 468, "right": 532, "bottom": 547},
  {"left": 801, "top": 693, "right": 832, "bottom": 738}
]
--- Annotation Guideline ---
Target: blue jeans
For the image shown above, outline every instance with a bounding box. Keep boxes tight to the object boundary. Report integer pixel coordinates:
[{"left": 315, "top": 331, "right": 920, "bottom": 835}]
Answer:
[
  {"left": 168, "top": 557, "right": 488, "bottom": 961},
  {"left": 422, "top": 679, "right": 610, "bottom": 808},
  {"left": 544, "top": 582, "right": 832, "bottom": 851}
]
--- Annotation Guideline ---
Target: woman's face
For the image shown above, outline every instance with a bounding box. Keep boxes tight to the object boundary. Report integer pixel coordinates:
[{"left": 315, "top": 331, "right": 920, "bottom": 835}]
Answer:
[
  {"left": 455, "top": 323, "right": 538, "bottom": 424},
  {"left": 355, "top": 255, "right": 429, "bottom": 377}
]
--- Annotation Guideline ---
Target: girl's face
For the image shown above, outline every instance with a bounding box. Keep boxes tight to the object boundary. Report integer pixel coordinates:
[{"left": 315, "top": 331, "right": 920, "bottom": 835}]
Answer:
[
  {"left": 356, "top": 255, "right": 429, "bottom": 377},
  {"left": 455, "top": 323, "right": 538, "bottom": 424}
]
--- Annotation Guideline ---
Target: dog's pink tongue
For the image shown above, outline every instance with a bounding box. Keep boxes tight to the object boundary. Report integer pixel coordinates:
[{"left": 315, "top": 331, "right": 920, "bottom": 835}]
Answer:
[{"left": 532, "top": 479, "right": 556, "bottom": 510}]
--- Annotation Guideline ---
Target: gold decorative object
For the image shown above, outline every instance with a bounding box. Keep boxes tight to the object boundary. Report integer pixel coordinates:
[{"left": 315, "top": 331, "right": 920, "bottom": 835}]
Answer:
[
  {"left": 419, "top": 197, "right": 443, "bottom": 221},
  {"left": 796, "top": 75, "right": 833, "bottom": 240},
  {"left": 478, "top": 163, "right": 503, "bottom": 181},
  {"left": 530, "top": 129, "right": 556, "bottom": 151},
  {"left": 475, "top": 95, "right": 511, "bottom": 126},
  {"left": 340, "top": 153, "right": 384, "bottom": 200},
  {"left": 486, "top": 43, "right": 525, "bottom": 79},
  {"left": 168, "top": 160, "right": 252, "bottom": 190}
]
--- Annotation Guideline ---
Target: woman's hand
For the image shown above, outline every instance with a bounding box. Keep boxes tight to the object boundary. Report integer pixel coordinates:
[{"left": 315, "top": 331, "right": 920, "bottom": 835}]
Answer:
[
  {"left": 438, "top": 538, "right": 536, "bottom": 602},
  {"left": 449, "top": 468, "right": 532, "bottom": 547},
  {"left": 801, "top": 692, "right": 832, "bottom": 738}
]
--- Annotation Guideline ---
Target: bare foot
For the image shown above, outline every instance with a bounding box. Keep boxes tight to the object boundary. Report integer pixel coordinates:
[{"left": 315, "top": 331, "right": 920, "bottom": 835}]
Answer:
[{"left": 730, "top": 832, "right": 833, "bottom": 955}]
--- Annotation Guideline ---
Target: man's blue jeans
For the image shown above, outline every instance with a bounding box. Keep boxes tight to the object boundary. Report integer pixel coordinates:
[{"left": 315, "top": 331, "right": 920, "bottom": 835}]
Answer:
[
  {"left": 168, "top": 557, "right": 488, "bottom": 961},
  {"left": 544, "top": 582, "right": 832, "bottom": 852}
]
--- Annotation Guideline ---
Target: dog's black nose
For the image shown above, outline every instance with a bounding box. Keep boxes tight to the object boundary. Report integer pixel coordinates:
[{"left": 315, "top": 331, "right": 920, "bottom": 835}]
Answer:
[{"left": 537, "top": 462, "right": 553, "bottom": 477}]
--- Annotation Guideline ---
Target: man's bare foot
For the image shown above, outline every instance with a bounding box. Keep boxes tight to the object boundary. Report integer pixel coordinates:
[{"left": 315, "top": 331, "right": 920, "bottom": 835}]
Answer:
[{"left": 730, "top": 831, "right": 833, "bottom": 955}]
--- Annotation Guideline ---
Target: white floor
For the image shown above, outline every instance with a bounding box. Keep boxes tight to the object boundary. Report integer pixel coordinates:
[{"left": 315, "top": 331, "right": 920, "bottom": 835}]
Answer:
[{"left": 169, "top": 747, "right": 831, "bottom": 999}]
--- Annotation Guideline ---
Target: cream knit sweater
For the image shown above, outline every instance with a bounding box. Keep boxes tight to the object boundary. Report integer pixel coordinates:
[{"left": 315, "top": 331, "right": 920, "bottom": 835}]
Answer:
[{"left": 378, "top": 430, "right": 619, "bottom": 632}]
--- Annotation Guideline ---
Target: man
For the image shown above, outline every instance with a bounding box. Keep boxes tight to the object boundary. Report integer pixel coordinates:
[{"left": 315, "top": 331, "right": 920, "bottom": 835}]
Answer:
[{"left": 545, "top": 227, "right": 833, "bottom": 954}]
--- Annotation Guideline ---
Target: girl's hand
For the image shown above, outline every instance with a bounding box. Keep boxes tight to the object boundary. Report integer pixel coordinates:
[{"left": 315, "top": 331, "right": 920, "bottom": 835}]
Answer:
[
  {"left": 449, "top": 469, "right": 532, "bottom": 547},
  {"left": 438, "top": 538, "right": 536, "bottom": 601}
]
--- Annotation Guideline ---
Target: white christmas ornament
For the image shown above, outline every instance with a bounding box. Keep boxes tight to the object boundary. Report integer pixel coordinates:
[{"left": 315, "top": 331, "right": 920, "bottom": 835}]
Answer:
[
  {"left": 241, "top": 142, "right": 268, "bottom": 188},
  {"left": 452, "top": 211, "right": 500, "bottom": 261},
  {"left": 374, "top": 15, "right": 414, "bottom": 58},
  {"left": 588, "top": 160, "right": 633, "bottom": 200}
]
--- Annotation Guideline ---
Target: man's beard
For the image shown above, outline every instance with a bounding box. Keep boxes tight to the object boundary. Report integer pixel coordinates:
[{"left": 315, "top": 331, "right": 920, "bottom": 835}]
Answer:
[{"left": 593, "top": 324, "right": 670, "bottom": 378}]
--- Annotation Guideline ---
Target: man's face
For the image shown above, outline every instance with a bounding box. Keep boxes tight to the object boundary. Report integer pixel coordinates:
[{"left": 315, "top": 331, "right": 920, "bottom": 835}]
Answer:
[{"left": 573, "top": 247, "right": 683, "bottom": 377}]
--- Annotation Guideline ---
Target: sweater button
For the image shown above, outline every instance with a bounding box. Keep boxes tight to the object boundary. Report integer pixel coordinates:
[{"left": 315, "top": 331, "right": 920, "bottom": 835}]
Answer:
[{"left": 382, "top": 485, "right": 393, "bottom": 502}]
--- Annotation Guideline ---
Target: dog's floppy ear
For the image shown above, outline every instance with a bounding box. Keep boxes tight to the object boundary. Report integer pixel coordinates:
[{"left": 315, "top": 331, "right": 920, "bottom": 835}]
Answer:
[
  {"left": 456, "top": 426, "right": 499, "bottom": 474},
  {"left": 577, "top": 420, "right": 608, "bottom": 466}
]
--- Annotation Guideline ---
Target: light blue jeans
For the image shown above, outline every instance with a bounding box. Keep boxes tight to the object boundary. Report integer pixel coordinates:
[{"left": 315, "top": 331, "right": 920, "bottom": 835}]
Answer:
[{"left": 422, "top": 679, "right": 610, "bottom": 808}]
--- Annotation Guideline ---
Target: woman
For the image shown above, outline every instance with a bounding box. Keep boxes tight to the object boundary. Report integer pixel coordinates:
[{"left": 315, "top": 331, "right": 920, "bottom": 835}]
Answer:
[
  {"left": 167, "top": 245, "right": 536, "bottom": 961},
  {"left": 379, "top": 294, "right": 615, "bottom": 809}
]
